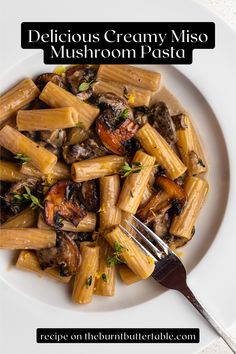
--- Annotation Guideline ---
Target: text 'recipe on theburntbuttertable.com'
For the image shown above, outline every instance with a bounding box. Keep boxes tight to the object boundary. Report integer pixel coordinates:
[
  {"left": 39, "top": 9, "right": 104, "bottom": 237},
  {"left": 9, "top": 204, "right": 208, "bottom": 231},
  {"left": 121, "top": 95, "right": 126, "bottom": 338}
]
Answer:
[{"left": 37, "top": 328, "right": 200, "bottom": 343}]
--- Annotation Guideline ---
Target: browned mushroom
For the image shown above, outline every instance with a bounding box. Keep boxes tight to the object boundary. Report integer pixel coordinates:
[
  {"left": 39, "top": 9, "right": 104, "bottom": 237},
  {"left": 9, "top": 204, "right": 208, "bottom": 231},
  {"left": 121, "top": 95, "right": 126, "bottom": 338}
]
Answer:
[
  {"left": 96, "top": 93, "right": 139, "bottom": 155},
  {"left": 36, "top": 233, "right": 80, "bottom": 276},
  {"left": 65, "top": 65, "right": 97, "bottom": 99},
  {"left": 152, "top": 206, "right": 171, "bottom": 238},
  {"left": 137, "top": 176, "right": 187, "bottom": 224},
  {"left": 98, "top": 93, "right": 134, "bottom": 119},
  {"left": 150, "top": 102, "right": 177, "bottom": 145},
  {"left": 44, "top": 180, "right": 87, "bottom": 228},
  {"left": 79, "top": 180, "right": 99, "bottom": 212},
  {"left": 35, "top": 73, "right": 67, "bottom": 91},
  {"left": 62, "top": 136, "right": 108, "bottom": 164},
  {"left": 96, "top": 115, "right": 138, "bottom": 155}
]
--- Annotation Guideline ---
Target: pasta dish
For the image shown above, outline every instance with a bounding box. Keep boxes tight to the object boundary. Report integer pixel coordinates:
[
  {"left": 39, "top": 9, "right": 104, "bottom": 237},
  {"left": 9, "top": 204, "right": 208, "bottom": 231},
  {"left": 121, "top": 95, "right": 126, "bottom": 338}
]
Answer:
[{"left": 0, "top": 64, "right": 208, "bottom": 304}]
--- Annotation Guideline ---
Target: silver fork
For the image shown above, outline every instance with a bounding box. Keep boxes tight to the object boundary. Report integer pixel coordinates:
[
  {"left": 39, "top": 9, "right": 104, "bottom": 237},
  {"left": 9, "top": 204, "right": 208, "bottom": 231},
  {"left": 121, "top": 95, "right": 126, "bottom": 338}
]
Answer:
[{"left": 119, "top": 215, "right": 236, "bottom": 353}]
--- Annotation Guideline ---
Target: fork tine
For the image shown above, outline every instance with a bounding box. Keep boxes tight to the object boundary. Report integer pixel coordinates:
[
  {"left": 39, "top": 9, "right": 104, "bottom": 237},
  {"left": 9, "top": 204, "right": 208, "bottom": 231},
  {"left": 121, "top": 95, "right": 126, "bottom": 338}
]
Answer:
[
  {"left": 131, "top": 215, "right": 171, "bottom": 255},
  {"left": 124, "top": 220, "right": 164, "bottom": 259},
  {"left": 119, "top": 224, "right": 157, "bottom": 261}
]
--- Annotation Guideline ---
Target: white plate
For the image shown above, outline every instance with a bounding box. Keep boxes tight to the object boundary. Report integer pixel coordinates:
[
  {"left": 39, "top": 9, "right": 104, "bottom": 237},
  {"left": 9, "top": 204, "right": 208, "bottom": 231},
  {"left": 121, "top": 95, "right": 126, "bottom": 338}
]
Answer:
[
  {"left": 0, "top": 57, "right": 230, "bottom": 313},
  {"left": 0, "top": 0, "right": 236, "bottom": 353}
]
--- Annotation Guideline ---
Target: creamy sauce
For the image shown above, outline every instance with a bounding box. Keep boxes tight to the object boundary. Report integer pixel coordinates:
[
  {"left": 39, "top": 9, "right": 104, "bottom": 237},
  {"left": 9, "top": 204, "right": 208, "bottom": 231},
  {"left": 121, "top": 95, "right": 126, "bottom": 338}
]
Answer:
[{"left": 151, "top": 85, "right": 188, "bottom": 116}]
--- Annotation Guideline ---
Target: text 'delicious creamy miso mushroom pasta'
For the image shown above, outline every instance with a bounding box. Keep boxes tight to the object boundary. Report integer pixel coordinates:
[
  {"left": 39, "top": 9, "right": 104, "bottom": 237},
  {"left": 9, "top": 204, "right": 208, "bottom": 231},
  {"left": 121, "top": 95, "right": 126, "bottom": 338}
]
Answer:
[{"left": 0, "top": 64, "right": 208, "bottom": 304}]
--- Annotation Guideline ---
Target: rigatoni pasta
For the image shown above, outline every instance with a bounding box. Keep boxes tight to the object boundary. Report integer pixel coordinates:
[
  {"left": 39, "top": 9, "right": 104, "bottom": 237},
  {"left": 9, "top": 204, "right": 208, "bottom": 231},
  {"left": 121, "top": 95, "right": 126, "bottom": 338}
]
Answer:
[
  {"left": 99, "top": 175, "right": 122, "bottom": 229},
  {"left": 39, "top": 82, "right": 99, "bottom": 129},
  {"left": 0, "top": 64, "right": 209, "bottom": 306},
  {"left": 16, "top": 251, "right": 71, "bottom": 283},
  {"left": 117, "top": 151, "right": 156, "bottom": 214},
  {"left": 0, "top": 125, "right": 57, "bottom": 173},
  {"left": 37, "top": 212, "right": 96, "bottom": 233},
  {"left": 94, "top": 237, "right": 116, "bottom": 296},
  {"left": 118, "top": 264, "right": 141, "bottom": 285},
  {"left": 97, "top": 65, "right": 161, "bottom": 91},
  {"left": 169, "top": 176, "right": 209, "bottom": 240},
  {"left": 104, "top": 226, "right": 155, "bottom": 279},
  {"left": 72, "top": 155, "right": 126, "bottom": 182},
  {"left": 136, "top": 123, "right": 187, "bottom": 179},
  {"left": 0, "top": 160, "right": 26, "bottom": 182},
  {"left": 0, "top": 207, "right": 37, "bottom": 229},
  {"left": 72, "top": 242, "right": 99, "bottom": 304},
  {"left": 17, "top": 107, "right": 78, "bottom": 131},
  {"left": 0, "top": 79, "right": 39, "bottom": 124},
  {"left": 174, "top": 114, "right": 207, "bottom": 175},
  {"left": 0, "top": 228, "right": 56, "bottom": 249}
]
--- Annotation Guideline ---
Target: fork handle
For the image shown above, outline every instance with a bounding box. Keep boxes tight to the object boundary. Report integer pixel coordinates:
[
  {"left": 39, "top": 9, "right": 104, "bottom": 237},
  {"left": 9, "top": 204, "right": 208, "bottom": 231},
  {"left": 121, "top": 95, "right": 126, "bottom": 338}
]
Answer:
[{"left": 179, "top": 284, "right": 236, "bottom": 353}]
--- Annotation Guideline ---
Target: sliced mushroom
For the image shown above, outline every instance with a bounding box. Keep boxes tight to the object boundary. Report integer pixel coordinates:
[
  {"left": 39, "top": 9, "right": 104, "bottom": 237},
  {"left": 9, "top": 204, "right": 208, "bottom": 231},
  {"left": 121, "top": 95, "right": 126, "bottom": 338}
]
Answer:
[
  {"left": 152, "top": 206, "right": 171, "bottom": 238},
  {"left": 96, "top": 93, "right": 139, "bottom": 155},
  {"left": 4, "top": 177, "right": 40, "bottom": 214},
  {"left": 35, "top": 73, "right": 67, "bottom": 91},
  {"left": 65, "top": 65, "right": 97, "bottom": 99},
  {"left": 44, "top": 180, "right": 87, "bottom": 227},
  {"left": 79, "top": 180, "right": 99, "bottom": 212},
  {"left": 38, "top": 129, "right": 66, "bottom": 157},
  {"left": 98, "top": 93, "right": 133, "bottom": 120},
  {"left": 62, "top": 136, "right": 108, "bottom": 164},
  {"left": 36, "top": 233, "right": 80, "bottom": 276},
  {"left": 96, "top": 115, "right": 138, "bottom": 155},
  {"left": 172, "top": 113, "right": 188, "bottom": 130},
  {"left": 150, "top": 102, "right": 177, "bottom": 145},
  {"left": 137, "top": 176, "right": 187, "bottom": 224}
]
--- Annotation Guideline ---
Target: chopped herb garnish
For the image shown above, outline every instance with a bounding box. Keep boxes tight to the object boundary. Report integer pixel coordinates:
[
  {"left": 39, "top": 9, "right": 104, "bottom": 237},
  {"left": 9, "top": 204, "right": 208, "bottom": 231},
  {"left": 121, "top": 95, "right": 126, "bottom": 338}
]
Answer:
[
  {"left": 86, "top": 275, "right": 93, "bottom": 288},
  {"left": 13, "top": 186, "right": 43, "bottom": 210},
  {"left": 198, "top": 158, "right": 206, "bottom": 168},
  {"left": 14, "top": 153, "right": 32, "bottom": 165},
  {"left": 101, "top": 273, "right": 107, "bottom": 282},
  {"left": 78, "top": 80, "right": 94, "bottom": 92},
  {"left": 120, "top": 161, "right": 144, "bottom": 178},
  {"left": 116, "top": 108, "right": 129, "bottom": 121},
  {"left": 74, "top": 122, "right": 85, "bottom": 129},
  {"left": 107, "top": 242, "right": 126, "bottom": 266}
]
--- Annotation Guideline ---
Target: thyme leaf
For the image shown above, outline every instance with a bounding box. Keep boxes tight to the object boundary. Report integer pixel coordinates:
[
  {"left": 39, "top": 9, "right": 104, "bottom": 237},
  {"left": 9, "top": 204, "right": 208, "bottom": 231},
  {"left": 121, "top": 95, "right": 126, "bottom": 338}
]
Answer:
[{"left": 14, "top": 153, "right": 32, "bottom": 165}]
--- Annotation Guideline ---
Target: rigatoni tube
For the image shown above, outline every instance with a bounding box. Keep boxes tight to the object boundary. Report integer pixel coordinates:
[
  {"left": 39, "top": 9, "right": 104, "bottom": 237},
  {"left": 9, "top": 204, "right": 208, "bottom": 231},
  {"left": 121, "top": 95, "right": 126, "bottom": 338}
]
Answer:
[
  {"left": 118, "top": 264, "right": 141, "bottom": 285},
  {"left": 16, "top": 251, "right": 71, "bottom": 283},
  {"left": 39, "top": 82, "right": 99, "bottom": 129},
  {"left": 117, "top": 150, "right": 156, "bottom": 214},
  {"left": 97, "top": 65, "right": 161, "bottom": 91},
  {"left": 0, "top": 228, "right": 56, "bottom": 249},
  {"left": 99, "top": 175, "right": 122, "bottom": 229},
  {"left": 0, "top": 79, "right": 40, "bottom": 124},
  {"left": 71, "top": 155, "right": 126, "bottom": 182},
  {"left": 94, "top": 237, "right": 116, "bottom": 296},
  {"left": 17, "top": 107, "right": 78, "bottom": 131},
  {"left": 169, "top": 176, "right": 209, "bottom": 240},
  {"left": 0, "top": 208, "right": 37, "bottom": 229},
  {"left": 37, "top": 213, "right": 96, "bottom": 233},
  {"left": 92, "top": 81, "right": 151, "bottom": 107},
  {"left": 136, "top": 123, "right": 187, "bottom": 179},
  {"left": 0, "top": 160, "right": 26, "bottom": 182},
  {"left": 0, "top": 125, "right": 57, "bottom": 173},
  {"left": 20, "top": 161, "right": 70, "bottom": 180},
  {"left": 72, "top": 242, "right": 99, "bottom": 304},
  {"left": 175, "top": 115, "right": 207, "bottom": 175},
  {"left": 104, "top": 226, "right": 155, "bottom": 279}
]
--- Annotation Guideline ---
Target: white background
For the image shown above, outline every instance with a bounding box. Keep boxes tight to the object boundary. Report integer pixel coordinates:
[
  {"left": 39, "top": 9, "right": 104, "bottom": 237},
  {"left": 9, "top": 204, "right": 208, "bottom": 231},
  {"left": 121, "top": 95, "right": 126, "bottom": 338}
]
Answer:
[{"left": 0, "top": 1, "right": 236, "bottom": 353}]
